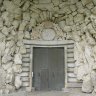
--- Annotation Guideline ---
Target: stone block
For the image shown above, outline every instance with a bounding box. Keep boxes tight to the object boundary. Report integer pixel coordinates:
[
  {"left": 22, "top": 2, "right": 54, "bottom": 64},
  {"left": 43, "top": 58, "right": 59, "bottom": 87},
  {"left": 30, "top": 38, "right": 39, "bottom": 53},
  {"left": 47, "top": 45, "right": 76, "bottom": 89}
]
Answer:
[{"left": 39, "top": 0, "right": 51, "bottom": 3}]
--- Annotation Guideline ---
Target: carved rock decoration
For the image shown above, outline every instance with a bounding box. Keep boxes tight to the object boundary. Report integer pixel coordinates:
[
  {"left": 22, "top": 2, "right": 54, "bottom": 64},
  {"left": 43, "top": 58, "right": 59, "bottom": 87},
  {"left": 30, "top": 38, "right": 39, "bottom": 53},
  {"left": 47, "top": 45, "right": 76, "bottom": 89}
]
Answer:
[
  {"left": 42, "top": 29, "right": 56, "bottom": 40},
  {"left": 31, "top": 21, "right": 65, "bottom": 40}
]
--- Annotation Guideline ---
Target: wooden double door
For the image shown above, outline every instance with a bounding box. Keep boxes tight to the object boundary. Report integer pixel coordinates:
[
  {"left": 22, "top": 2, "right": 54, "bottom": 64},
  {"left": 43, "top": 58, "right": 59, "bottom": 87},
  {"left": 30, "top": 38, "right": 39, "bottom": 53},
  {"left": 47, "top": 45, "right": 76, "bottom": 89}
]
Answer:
[{"left": 33, "top": 47, "right": 65, "bottom": 91}]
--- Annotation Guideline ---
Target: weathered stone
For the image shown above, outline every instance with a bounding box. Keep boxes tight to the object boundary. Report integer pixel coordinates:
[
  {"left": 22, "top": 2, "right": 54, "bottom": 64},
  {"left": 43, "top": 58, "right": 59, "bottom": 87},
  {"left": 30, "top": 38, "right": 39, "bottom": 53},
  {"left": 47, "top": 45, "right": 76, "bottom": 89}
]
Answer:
[
  {"left": 6, "top": 84, "right": 15, "bottom": 92},
  {"left": 29, "top": 18, "right": 36, "bottom": 27},
  {"left": 81, "top": 0, "right": 92, "bottom": 5},
  {"left": 86, "top": 2, "right": 94, "bottom": 10},
  {"left": 13, "top": 65, "right": 22, "bottom": 73},
  {"left": 69, "top": 0, "right": 77, "bottom": 4},
  {"left": 0, "top": 18, "right": 3, "bottom": 28},
  {"left": 70, "top": 5, "right": 77, "bottom": 12},
  {"left": 0, "top": 0, "right": 2, "bottom": 5},
  {"left": 87, "top": 23, "right": 96, "bottom": 34},
  {"left": 2, "top": 62, "right": 13, "bottom": 71},
  {"left": 52, "top": 0, "right": 60, "bottom": 6},
  {"left": 91, "top": 71, "right": 96, "bottom": 88},
  {"left": 14, "top": 53, "right": 22, "bottom": 64},
  {"left": 42, "top": 29, "right": 56, "bottom": 40},
  {"left": 17, "top": 41, "right": 23, "bottom": 47},
  {"left": 18, "top": 31, "right": 24, "bottom": 40},
  {"left": 19, "top": 21, "right": 28, "bottom": 31},
  {"left": 59, "top": 6, "right": 71, "bottom": 14},
  {"left": 66, "top": 14, "right": 73, "bottom": 25},
  {"left": 12, "top": 20, "right": 20, "bottom": 29},
  {"left": 15, "top": 75, "right": 22, "bottom": 89},
  {"left": 58, "top": 21, "right": 65, "bottom": 31},
  {"left": 19, "top": 45, "right": 26, "bottom": 54},
  {"left": 93, "top": 0, "right": 96, "bottom": 5},
  {"left": 23, "top": 12, "right": 30, "bottom": 21},
  {"left": 74, "top": 14, "right": 84, "bottom": 23},
  {"left": 39, "top": 0, "right": 51, "bottom": 3},
  {"left": 24, "top": 31, "right": 31, "bottom": 39},
  {"left": 63, "top": 26, "right": 71, "bottom": 32},
  {"left": 34, "top": 3, "right": 54, "bottom": 11},
  {"left": 3, "top": 0, "right": 21, "bottom": 15},
  {"left": 6, "top": 73, "right": 14, "bottom": 84},
  {"left": 13, "top": 0, "right": 21, "bottom": 6},
  {"left": 0, "top": 39, "right": 6, "bottom": 56},
  {"left": 86, "top": 32, "right": 96, "bottom": 45},
  {"left": 6, "top": 40, "right": 15, "bottom": 48},
  {"left": 2, "top": 26, "right": 9, "bottom": 36},
  {"left": 0, "top": 68, "right": 6, "bottom": 89},
  {"left": 2, "top": 54, "right": 12, "bottom": 64},
  {"left": 91, "top": 7, "right": 96, "bottom": 15},
  {"left": 22, "top": 1, "right": 30, "bottom": 11},
  {"left": 82, "top": 74, "right": 93, "bottom": 93}
]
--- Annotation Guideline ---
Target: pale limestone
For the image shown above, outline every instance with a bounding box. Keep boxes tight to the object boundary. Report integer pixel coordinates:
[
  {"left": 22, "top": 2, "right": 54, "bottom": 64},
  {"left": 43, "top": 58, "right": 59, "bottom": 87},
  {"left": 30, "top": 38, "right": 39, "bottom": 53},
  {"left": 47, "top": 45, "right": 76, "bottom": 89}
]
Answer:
[
  {"left": 29, "top": 18, "right": 36, "bottom": 27},
  {"left": 87, "top": 23, "right": 96, "bottom": 34},
  {"left": 15, "top": 75, "right": 22, "bottom": 89},
  {"left": 6, "top": 84, "right": 15, "bottom": 92},
  {"left": 19, "top": 21, "right": 28, "bottom": 31},
  {"left": 18, "top": 31, "right": 24, "bottom": 40},
  {"left": 52, "top": 0, "right": 60, "bottom": 6},
  {"left": 23, "top": 12, "right": 30, "bottom": 21},
  {"left": 2, "top": 62, "right": 13, "bottom": 71},
  {"left": 58, "top": 21, "right": 65, "bottom": 30},
  {"left": 39, "top": 0, "right": 51, "bottom": 4},
  {"left": 19, "top": 45, "right": 26, "bottom": 54},
  {"left": 24, "top": 31, "right": 31, "bottom": 39},
  {"left": 14, "top": 53, "right": 22, "bottom": 64},
  {"left": 81, "top": 0, "right": 92, "bottom": 5},
  {"left": 91, "top": 7, "right": 96, "bottom": 15},
  {"left": 0, "top": 40, "right": 6, "bottom": 56},
  {"left": 70, "top": 5, "right": 77, "bottom": 12},
  {"left": 22, "top": 1, "right": 30, "bottom": 11},
  {"left": 13, "top": 65, "right": 22, "bottom": 73},
  {"left": 93, "top": 0, "right": 96, "bottom": 5},
  {"left": 0, "top": 18, "right": 3, "bottom": 28},
  {"left": 6, "top": 40, "right": 15, "bottom": 48},
  {"left": 74, "top": 14, "right": 84, "bottom": 23},
  {"left": 13, "top": 0, "right": 21, "bottom": 6},
  {"left": 63, "top": 26, "right": 71, "bottom": 32},
  {"left": 69, "top": 0, "right": 77, "bottom": 4},
  {"left": 42, "top": 29, "right": 56, "bottom": 40},
  {"left": 6, "top": 73, "right": 14, "bottom": 84},
  {"left": 2, "top": 54, "right": 12, "bottom": 64},
  {"left": 2, "top": 26, "right": 9, "bottom": 36},
  {"left": 0, "top": 68, "right": 6, "bottom": 89},
  {"left": 12, "top": 20, "right": 20, "bottom": 29},
  {"left": 82, "top": 74, "right": 93, "bottom": 93},
  {"left": 0, "top": 0, "right": 2, "bottom": 5},
  {"left": 34, "top": 3, "right": 54, "bottom": 11}
]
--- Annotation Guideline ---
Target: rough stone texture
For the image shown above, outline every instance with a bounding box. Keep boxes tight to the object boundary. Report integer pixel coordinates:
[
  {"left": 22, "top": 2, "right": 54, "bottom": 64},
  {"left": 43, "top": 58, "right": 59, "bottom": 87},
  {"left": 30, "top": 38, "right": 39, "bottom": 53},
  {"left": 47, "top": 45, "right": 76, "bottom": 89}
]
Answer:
[
  {"left": 0, "top": 68, "right": 6, "bottom": 89},
  {"left": 0, "top": 0, "right": 96, "bottom": 94}
]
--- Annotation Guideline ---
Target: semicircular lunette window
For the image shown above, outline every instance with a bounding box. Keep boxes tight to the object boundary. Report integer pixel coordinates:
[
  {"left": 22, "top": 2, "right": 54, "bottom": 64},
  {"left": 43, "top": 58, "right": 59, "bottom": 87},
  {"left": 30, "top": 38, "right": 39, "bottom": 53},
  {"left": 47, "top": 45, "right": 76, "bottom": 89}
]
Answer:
[{"left": 42, "top": 29, "right": 56, "bottom": 41}]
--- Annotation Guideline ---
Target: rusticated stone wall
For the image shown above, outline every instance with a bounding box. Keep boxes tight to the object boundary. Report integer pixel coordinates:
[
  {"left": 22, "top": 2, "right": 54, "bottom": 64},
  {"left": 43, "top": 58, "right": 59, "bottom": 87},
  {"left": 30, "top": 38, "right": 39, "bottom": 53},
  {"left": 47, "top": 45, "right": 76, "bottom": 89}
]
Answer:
[{"left": 0, "top": 0, "right": 96, "bottom": 94}]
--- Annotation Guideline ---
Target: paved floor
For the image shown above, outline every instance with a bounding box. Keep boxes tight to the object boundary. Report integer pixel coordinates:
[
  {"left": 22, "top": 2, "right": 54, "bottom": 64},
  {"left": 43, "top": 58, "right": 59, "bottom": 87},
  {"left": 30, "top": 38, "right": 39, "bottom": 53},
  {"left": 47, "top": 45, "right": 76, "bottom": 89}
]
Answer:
[{"left": 1, "top": 88, "right": 93, "bottom": 96}]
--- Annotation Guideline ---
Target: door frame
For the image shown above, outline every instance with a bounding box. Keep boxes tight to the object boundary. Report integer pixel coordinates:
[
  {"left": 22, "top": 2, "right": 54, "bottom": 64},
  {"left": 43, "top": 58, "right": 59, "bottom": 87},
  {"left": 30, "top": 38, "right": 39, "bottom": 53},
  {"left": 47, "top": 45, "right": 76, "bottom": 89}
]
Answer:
[{"left": 23, "top": 40, "right": 74, "bottom": 91}]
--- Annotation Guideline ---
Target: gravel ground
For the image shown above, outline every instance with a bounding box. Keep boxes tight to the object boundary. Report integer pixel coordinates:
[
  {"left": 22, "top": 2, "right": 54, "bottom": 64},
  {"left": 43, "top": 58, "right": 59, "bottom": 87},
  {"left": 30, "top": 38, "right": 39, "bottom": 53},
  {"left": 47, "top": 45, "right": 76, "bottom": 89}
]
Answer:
[{"left": 0, "top": 88, "right": 93, "bottom": 96}]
